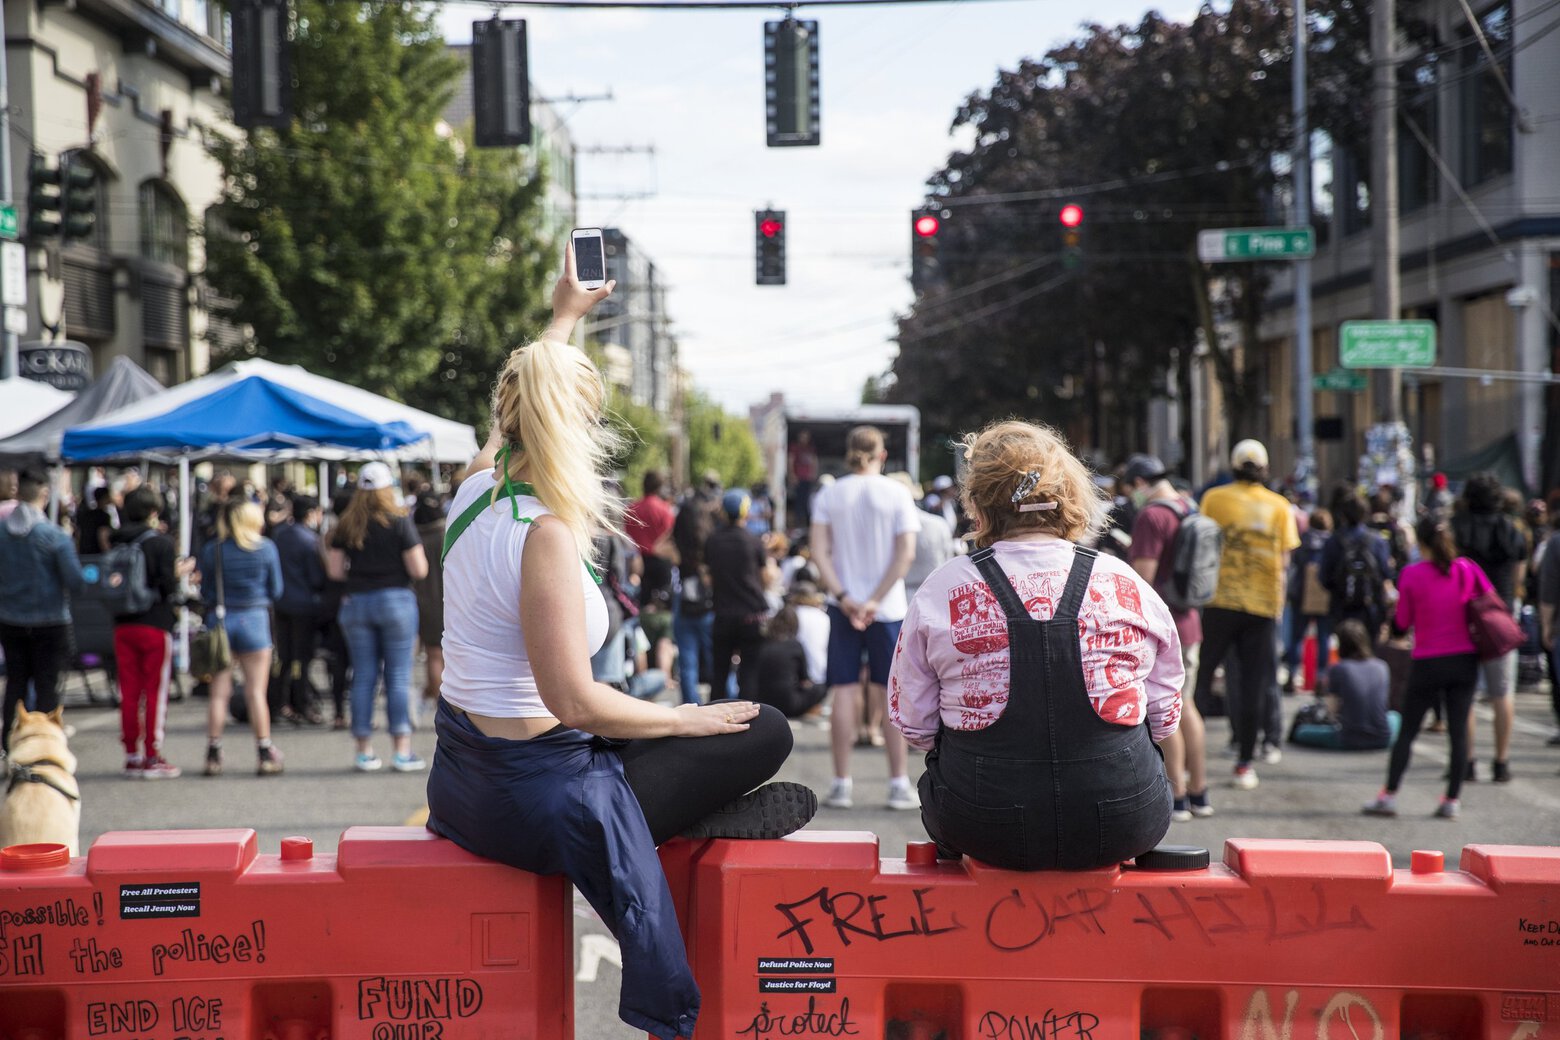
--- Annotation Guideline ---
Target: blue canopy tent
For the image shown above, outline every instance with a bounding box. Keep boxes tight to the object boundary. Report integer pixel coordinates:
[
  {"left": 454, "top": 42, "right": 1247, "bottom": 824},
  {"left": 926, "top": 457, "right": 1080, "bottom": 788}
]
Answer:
[
  {"left": 60, "top": 374, "right": 434, "bottom": 678},
  {"left": 61, "top": 374, "right": 428, "bottom": 461}
]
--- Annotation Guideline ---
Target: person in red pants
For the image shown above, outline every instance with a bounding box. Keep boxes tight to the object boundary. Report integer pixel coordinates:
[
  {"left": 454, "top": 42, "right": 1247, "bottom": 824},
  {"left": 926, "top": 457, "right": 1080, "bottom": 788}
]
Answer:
[{"left": 112, "top": 486, "right": 193, "bottom": 778}]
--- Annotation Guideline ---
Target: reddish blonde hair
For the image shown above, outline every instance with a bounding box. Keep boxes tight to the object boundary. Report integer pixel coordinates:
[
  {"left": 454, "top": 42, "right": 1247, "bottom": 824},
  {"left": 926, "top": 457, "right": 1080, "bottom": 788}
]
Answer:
[{"left": 959, "top": 420, "right": 1107, "bottom": 547}]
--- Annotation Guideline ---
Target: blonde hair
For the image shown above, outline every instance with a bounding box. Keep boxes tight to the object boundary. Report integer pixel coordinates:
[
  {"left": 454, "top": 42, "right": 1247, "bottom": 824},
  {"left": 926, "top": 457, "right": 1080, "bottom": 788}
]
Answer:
[
  {"left": 492, "top": 338, "right": 624, "bottom": 560},
  {"left": 217, "top": 500, "right": 264, "bottom": 552},
  {"left": 334, "top": 487, "right": 406, "bottom": 551},
  {"left": 958, "top": 420, "right": 1107, "bottom": 547},
  {"left": 845, "top": 426, "right": 885, "bottom": 472}
]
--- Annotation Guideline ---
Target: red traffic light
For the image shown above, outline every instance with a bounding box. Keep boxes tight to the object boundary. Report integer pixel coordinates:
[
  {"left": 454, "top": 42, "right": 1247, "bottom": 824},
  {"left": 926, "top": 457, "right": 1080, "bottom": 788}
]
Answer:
[
  {"left": 914, "top": 214, "right": 940, "bottom": 238},
  {"left": 1058, "top": 204, "right": 1084, "bottom": 228},
  {"left": 760, "top": 218, "right": 784, "bottom": 238}
]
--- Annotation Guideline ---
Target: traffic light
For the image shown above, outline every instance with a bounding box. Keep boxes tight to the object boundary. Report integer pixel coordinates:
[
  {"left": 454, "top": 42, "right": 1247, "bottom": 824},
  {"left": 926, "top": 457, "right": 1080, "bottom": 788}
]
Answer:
[
  {"left": 764, "top": 18, "right": 820, "bottom": 147},
  {"left": 910, "top": 206, "right": 943, "bottom": 293},
  {"left": 231, "top": 0, "right": 291, "bottom": 130},
  {"left": 1059, "top": 202, "right": 1085, "bottom": 270},
  {"left": 473, "top": 17, "right": 531, "bottom": 148},
  {"left": 26, "top": 153, "right": 62, "bottom": 240},
  {"left": 60, "top": 156, "right": 98, "bottom": 242},
  {"left": 755, "top": 209, "right": 786, "bottom": 286}
]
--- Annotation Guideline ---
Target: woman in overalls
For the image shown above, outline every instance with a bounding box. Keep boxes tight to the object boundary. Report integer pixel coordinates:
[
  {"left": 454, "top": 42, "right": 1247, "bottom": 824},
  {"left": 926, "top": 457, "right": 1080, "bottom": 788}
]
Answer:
[
  {"left": 427, "top": 247, "right": 816, "bottom": 1040},
  {"left": 889, "top": 421, "right": 1182, "bottom": 870}
]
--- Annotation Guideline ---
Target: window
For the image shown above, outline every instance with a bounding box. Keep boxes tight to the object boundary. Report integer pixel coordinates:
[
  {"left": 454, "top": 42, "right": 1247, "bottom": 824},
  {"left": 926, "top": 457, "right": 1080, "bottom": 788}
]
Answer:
[
  {"left": 139, "top": 180, "right": 189, "bottom": 269},
  {"left": 61, "top": 149, "right": 111, "bottom": 253},
  {"left": 1310, "top": 130, "right": 1335, "bottom": 245},
  {"left": 1458, "top": 0, "right": 1513, "bottom": 186},
  {"left": 1399, "top": 53, "right": 1440, "bottom": 213}
]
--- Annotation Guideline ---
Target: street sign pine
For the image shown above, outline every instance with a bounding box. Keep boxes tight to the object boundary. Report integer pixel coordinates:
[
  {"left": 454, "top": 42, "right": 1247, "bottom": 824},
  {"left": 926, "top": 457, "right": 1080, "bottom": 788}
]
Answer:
[{"left": 1197, "top": 226, "right": 1314, "bottom": 263}]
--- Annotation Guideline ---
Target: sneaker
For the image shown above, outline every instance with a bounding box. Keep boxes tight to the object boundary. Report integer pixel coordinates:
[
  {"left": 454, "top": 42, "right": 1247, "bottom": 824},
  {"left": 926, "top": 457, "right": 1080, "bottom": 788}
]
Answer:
[
  {"left": 886, "top": 779, "right": 920, "bottom": 811},
  {"left": 1361, "top": 794, "right": 1398, "bottom": 817},
  {"left": 355, "top": 752, "right": 384, "bottom": 773},
  {"left": 140, "top": 756, "right": 182, "bottom": 780},
  {"left": 1546, "top": 733, "right": 1560, "bottom": 747},
  {"left": 680, "top": 782, "right": 818, "bottom": 839},
  {"left": 1492, "top": 760, "right": 1511, "bottom": 783},
  {"left": 1261, "top": 743, "right": 1283, "bottom": 765},
  {"left": 203, "top": 744, "right": 223, "bottom": 777},
  {"left": 1231, "top": 765, "right": 1259, "bottom": 790},
  {"left": 1187, "top": 789, "right": 1215, "bottom": 818},
  {"left": 1434, "top": 798, "right": 1460, "bottom": 820},
  {"left": 1171, "top": 797, "right": 1193, "bottom": 823},
  {"left": 824, "top": 778, "right": 853, "bottom": 809},
  {"left": 256, "top": 745, "right": 284, "bottom": 776},
  {"left": 391, "top": 752, "right": 427, "bottom": 773},
  {"left": 124, "top": 754, "right": 145, "bottom": 778}
]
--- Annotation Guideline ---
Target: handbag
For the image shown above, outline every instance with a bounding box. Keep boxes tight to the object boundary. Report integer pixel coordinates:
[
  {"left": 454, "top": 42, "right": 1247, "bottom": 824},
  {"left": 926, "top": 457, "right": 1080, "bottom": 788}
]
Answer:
[
  {"left": 1460, "top": 559, "right": 1524, "bottom": 662},
  {"left": 190, "top": 542, "right": 233, "bottom": 681}
]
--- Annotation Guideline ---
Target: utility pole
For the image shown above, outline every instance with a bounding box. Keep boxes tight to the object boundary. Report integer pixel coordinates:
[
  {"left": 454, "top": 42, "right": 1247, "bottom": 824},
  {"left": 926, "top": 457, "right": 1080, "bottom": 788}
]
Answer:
[
  {"left": 1367, "top": 0, "right": 1417, "bottom": 513},
  {"left": 1292, "top": 0, "right": 1315, "bottom": 496},
  {"left": 0, "top": 19, "right": 18, "bottom": 381},
  {"left": 1370, "top": 0, "right": 1401, "bottom": 422}
]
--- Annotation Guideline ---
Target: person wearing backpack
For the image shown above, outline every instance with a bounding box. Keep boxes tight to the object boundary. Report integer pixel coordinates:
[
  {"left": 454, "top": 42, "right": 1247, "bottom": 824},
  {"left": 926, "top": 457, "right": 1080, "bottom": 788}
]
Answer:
[
  {"left": 1321, "top": 493, "right": 1393, "bottom": 651},
  {"left": 1450, "top": 472, "right": 1527, "bottom": 782},
  {"left": 0, "top": 469, "right": 85, "bottom": 753},
  {"left": 1190, "top": 441, "right": 1300, "bottom": 791},
  {"left": 1283, "top": 508, "right": 1334, "bottom": 693},
  {"left": 111, "top": 486, "right": 192, "bottom": 779},
  {"left": 1125, "top": 453, "right": 1213, "bottom": 823}
]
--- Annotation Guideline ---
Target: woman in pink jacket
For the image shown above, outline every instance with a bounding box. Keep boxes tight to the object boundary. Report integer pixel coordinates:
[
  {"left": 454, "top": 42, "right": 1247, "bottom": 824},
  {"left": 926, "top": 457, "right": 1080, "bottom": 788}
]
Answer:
[{"left": 1363, "top": 516, "right": 1491, "bottom": 820}]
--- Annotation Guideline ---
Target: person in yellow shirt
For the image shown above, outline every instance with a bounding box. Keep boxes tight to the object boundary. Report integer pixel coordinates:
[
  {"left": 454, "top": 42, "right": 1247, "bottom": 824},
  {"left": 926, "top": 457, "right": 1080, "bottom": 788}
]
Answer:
[{"left": 1192, "top": 440, "right": 1300, "bottom": 790}]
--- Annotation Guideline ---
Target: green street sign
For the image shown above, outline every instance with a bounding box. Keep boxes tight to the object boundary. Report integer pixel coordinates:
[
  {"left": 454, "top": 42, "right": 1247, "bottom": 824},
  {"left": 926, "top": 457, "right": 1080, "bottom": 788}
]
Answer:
[
  {"left": 1339, "top": 320, "right": 1437, "bottom": 368},
  {"left": 1197, "top": 226, "right": 1315, "bottom": 262},
  {"left": 0, "top": 205, "right": 17, "bottom": 241},
  {"left": 1313, "top": 367, "right": 1368, "bottom": 393}
]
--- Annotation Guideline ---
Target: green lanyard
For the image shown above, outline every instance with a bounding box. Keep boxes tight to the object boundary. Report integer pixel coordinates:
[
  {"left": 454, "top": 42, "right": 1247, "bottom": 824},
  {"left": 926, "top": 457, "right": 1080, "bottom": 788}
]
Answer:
[{"left": 440, "top": 451, "right": 602, "bottom": 584}]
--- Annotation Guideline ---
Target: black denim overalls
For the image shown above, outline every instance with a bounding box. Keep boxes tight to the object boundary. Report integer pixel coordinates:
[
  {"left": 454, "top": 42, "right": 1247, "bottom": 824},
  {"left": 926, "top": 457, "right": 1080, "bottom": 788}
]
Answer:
[{"left": 919, "top": 543, "right": 1172, "bottom": 871}]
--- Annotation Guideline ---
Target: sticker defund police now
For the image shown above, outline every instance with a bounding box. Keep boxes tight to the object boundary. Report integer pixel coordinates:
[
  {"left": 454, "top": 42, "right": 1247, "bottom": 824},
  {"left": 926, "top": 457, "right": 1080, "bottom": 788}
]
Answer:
[{"left": 758, "top": 957, "right": 836, "bottom": 992}]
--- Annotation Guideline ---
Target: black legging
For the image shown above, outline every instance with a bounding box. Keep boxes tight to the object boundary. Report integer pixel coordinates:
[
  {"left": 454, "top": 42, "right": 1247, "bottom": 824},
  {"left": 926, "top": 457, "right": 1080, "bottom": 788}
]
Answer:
[
  {"left": 1386, "top": 652, "right": 1478, "bottom": 801},
  {"left": 620, "top": 703, "right": 793, "bottom": 844},
  {"left": 273, "top": 611, "right": 321, "bottom": 716},
  {"left": 711, "top": 615, "right": 765, "bottom": 701},
  {"left": 1195, "top": 608, "right": 1276, "bottom": 764},
  {"left": 0, "top": 622, "right": 69, "bottom": 751}
]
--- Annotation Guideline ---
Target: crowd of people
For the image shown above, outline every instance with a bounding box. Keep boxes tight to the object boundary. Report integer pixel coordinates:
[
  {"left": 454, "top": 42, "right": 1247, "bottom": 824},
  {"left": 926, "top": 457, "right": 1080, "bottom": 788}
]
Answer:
[{"left": 0, "top": 460, "right": 452, "bottom": 779}]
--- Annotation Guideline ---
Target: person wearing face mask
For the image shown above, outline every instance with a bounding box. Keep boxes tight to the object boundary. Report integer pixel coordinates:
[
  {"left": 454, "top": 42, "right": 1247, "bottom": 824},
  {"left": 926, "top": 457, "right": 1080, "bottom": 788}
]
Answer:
[{"left": 1124, "top": 454, "right": 1212, "bottom": 823}]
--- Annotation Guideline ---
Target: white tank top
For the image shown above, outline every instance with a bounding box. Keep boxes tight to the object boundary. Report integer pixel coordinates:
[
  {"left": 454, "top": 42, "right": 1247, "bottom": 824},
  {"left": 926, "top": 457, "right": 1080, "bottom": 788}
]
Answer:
[{"left": 441, "top": 470, "right": 609, "bottom": 717}]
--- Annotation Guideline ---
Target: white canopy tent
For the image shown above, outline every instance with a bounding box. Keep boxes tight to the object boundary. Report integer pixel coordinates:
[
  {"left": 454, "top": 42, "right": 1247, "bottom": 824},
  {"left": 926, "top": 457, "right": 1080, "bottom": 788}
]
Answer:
[{"left": 0, "top": 379, "right": 74, "bottom": 440}]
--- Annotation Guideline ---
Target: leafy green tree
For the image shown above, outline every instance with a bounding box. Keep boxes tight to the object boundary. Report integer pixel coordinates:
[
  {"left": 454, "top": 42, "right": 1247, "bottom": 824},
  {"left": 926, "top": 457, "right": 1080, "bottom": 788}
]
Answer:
[
  {"left": 204, "top": 0, "right": 553, "bottom": 421},
  {"left": 686, "top": 390, "right": 763, "bottom": 490},
  {"left": 889, "top": 1, "right": 1298, "bottom": 461},
  {"left": 606, "top": 391, "right": 672, "bottom": 496}
]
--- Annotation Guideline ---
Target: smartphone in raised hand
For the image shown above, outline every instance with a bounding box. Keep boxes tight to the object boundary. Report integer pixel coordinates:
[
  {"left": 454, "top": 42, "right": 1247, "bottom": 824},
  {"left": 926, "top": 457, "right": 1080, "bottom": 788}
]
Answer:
[{"left": 571, "top": 227, "right": 607, "bottom": 290}]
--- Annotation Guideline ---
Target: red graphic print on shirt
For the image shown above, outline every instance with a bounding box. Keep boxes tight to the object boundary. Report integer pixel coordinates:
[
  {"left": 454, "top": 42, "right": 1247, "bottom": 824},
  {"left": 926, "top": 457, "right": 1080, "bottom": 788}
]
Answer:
[
  {"left": 1100, "top": 652, "right": 1145, "bottom": 723},
  {"left": 1111, "top": 574, "right": 1143, "bottom": 619},
  {"left": 949, "top": 580, "right": 1008, "bottom": 654}
]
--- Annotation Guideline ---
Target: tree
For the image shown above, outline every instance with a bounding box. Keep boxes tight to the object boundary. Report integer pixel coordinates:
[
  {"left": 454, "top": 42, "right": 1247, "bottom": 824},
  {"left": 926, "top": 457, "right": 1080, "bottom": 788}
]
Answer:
[
  {"left": 685, "top": 390, "right": 763, "bottom": 490},
  {"left": 606, "top": 391, "right": 672, "bottom": 497},
  {"left": 888, "top": 2, "right": 1299, "bottom": 463},
  {"left": 204, "top": 0, "right": 554, "bottom": 422}
]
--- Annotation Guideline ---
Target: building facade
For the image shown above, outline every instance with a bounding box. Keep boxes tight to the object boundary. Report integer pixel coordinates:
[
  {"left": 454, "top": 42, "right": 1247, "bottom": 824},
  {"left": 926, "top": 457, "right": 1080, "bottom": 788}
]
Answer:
[
  {"left": 5, "top": 0, "right": 233, "bottom": 388},
  {"left": 1255, "top": 0, "right": 1560, "bottom": 494}
]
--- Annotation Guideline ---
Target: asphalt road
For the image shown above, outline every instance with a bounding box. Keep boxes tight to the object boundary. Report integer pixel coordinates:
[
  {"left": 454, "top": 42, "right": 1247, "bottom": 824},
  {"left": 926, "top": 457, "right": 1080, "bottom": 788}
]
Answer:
[{"left": 49, "top": 665, "right": 1560, "bottom": 1040}]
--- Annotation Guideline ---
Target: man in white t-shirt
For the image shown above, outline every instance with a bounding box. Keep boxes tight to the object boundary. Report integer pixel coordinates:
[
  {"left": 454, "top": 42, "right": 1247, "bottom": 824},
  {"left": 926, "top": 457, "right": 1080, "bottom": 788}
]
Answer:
[{"left": 811, "top": 426, "right": 922, "bottom": 811}]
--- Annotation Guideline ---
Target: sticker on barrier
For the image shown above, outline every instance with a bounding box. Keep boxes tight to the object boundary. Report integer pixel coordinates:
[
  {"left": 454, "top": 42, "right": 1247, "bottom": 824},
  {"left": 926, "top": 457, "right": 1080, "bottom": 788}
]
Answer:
[
  {"left": 0, "top": 828, "right": 572, "bottom": 1040},
  {"left": 661, "top": 834, "right": 1560, "bottom": 1040}
]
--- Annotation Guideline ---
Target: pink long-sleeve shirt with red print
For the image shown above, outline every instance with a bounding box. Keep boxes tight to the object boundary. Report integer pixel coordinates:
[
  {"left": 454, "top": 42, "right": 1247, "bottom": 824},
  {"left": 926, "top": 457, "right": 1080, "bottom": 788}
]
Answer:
[{"left": 889, "top": 538, "right": 1184, "bottom": 751}]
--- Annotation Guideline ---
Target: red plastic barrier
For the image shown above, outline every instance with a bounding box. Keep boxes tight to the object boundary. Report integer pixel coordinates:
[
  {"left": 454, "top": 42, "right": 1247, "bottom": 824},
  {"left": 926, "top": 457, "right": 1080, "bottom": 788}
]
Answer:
[
  {"left": 0, "top": 828, "right": 572, "bottom": 1040},
  {"left": 663, "top": 833, "right": 1560, "bottom": 1040}
]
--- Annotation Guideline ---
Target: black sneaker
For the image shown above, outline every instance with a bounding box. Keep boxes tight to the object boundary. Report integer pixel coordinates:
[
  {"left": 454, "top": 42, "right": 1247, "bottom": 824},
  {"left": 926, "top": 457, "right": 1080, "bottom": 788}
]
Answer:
[
  {"left": 1492, "top": 760, "right": 1511, "bottom": 783},
  {"left": 680, "top": 782, "right": 818, "bottom": 840}
]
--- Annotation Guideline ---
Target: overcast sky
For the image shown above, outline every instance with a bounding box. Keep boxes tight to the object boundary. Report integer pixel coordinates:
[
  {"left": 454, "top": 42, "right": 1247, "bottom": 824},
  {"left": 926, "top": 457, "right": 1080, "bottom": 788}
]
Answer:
[{"left": 437, "top": 0, "right": 1164, "bottom": 416}]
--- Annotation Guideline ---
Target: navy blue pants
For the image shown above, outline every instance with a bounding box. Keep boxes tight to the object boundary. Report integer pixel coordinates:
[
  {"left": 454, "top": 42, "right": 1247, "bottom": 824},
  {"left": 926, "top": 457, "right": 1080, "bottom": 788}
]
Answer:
[{"left": 426, "top": 700, "right": 791, "bottom": 1039}]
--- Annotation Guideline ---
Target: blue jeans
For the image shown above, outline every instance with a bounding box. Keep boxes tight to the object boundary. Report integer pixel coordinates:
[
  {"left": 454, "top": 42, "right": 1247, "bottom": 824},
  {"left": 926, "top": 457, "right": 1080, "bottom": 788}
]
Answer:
[
  {"left": 339, "top": 587, "right": 418, "bottom": 740},
  {"left": 673, "top": 609, "right": 713, "bottom": 705}
]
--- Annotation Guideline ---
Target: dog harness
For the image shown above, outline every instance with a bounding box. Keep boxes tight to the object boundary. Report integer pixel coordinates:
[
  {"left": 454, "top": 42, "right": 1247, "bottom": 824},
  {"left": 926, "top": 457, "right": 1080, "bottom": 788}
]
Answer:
[{"left": 7, "top": 760, "right": 81, "bottom": 802}]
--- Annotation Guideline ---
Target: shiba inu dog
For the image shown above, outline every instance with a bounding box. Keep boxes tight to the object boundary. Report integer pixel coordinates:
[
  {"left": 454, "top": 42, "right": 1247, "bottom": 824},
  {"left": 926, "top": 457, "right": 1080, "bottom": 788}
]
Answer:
[{"left": 0, "top": 707, "right": 81, "bottom": 856}]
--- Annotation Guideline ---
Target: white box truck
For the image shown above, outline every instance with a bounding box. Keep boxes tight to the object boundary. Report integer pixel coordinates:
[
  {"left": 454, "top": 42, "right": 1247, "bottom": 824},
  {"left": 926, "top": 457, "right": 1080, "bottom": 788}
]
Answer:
[{"left": 750, "top": 397, "right": 921, "bottom": 534}]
